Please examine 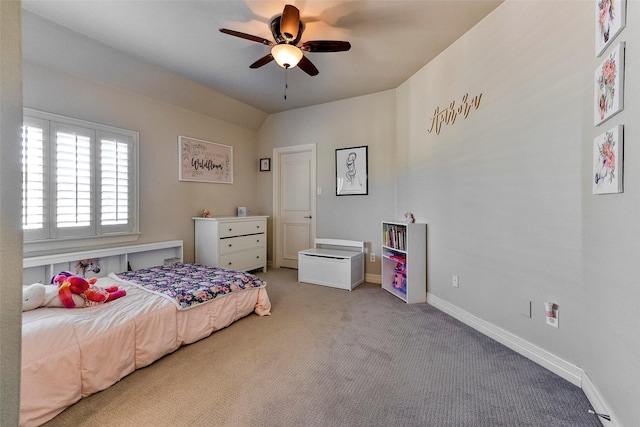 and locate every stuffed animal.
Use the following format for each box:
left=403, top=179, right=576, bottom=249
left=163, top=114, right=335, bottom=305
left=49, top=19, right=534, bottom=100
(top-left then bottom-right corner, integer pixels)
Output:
left=51, top=271, right=92, bottom=307
left=50, top=271, right=127, bottom=308
left=22, top=283, right=86, bottom=311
